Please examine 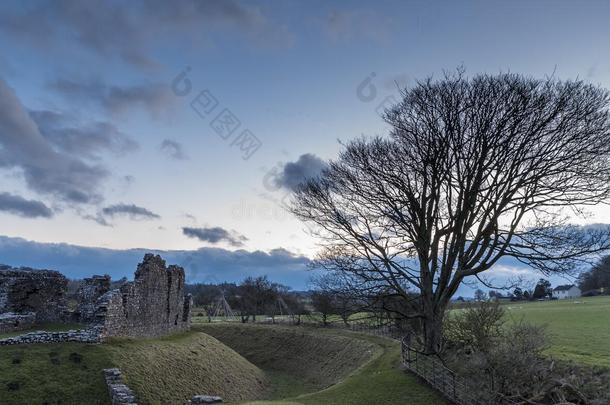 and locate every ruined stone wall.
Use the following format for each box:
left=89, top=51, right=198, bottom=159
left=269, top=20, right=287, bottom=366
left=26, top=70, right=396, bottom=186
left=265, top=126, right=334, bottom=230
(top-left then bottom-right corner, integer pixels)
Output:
left=0, top=265, right=68, bottom=322
left=76, top=275, right=111, bottom=323
left=95, top=254, right=192, bottom=339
